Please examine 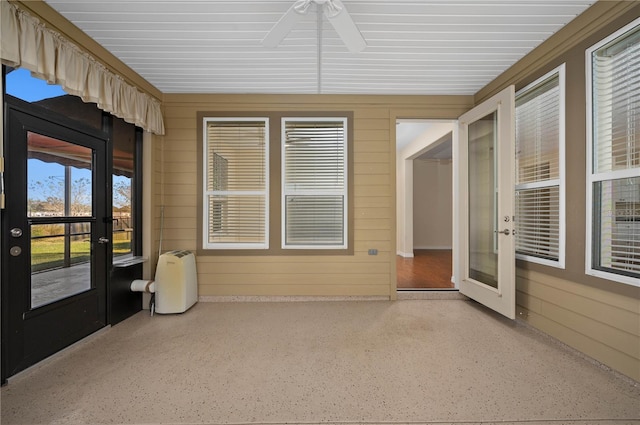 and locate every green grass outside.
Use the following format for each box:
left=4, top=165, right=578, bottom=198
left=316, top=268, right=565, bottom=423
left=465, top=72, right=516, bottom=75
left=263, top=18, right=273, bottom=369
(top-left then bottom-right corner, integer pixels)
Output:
left=31, top=238, right=131, bottom=272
